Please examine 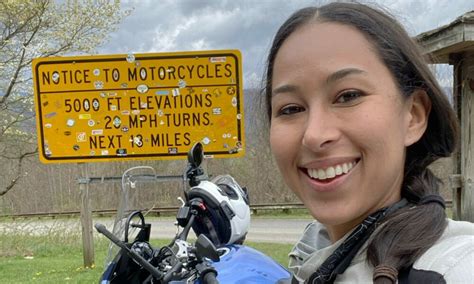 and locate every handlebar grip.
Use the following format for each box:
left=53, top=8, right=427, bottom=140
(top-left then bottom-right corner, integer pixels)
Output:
left=202, top=271, right=219, bottom=284
left=94, top=223, right=164, bottom=280
left=95, top=223, right=122, bottom=245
